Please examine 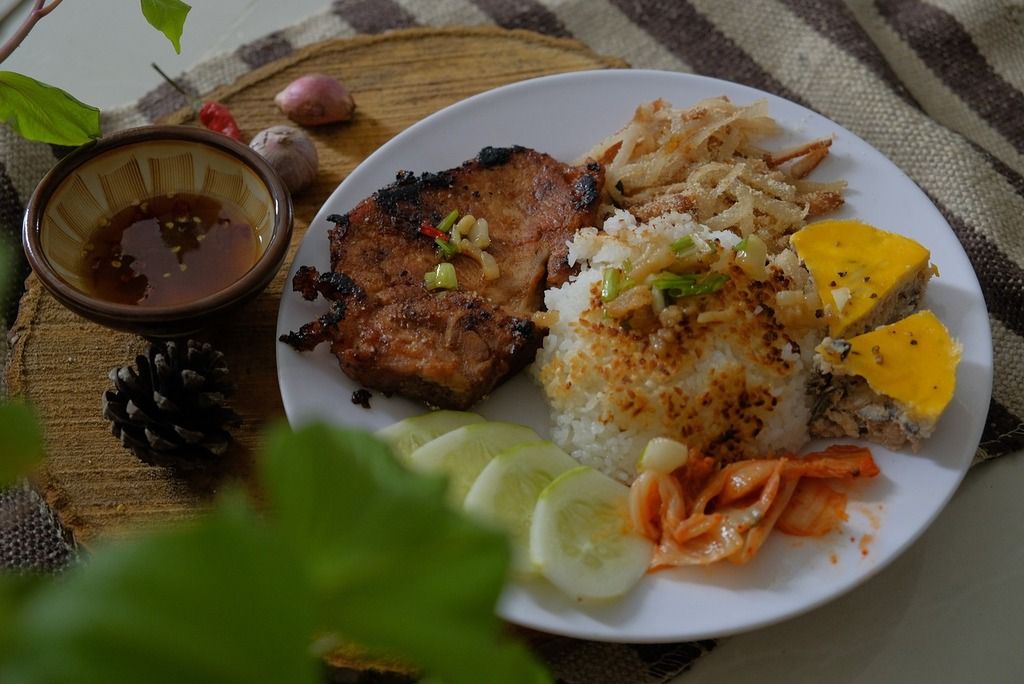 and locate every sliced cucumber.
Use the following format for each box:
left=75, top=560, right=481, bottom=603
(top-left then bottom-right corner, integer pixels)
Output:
left=376, top=410, right=485, bottom=463
left=407, top=421, right=540, bottom=505
left=530, top=466, right=653, bottom=601
left=464, top=441, right=579, bottom=575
